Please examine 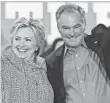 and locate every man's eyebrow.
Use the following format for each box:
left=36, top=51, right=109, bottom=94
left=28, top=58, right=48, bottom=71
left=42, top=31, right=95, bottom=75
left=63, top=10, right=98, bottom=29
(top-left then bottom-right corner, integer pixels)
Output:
left=74, top=24, right=81, bottom=27
left=62, top=26, right=70, bottom=28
